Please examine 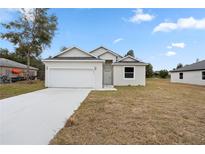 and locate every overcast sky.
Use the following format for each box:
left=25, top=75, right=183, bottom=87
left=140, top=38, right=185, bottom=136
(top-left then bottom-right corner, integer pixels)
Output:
left=0, top=8, right=205, bottom=70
